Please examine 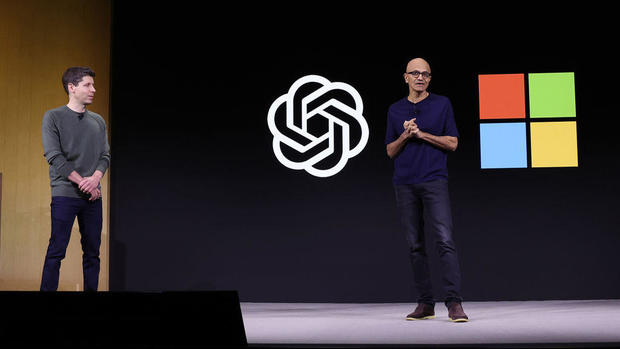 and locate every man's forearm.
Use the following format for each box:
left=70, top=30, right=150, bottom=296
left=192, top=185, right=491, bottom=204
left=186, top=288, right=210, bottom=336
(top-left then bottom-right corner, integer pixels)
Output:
left=68, top=171, right=103, bottom=184
left=387, top=126, right=457, bottom=158
left=417, top=131, right=458, bottom=152
left=92, top=170, right=103, bottom=181
left=67, top=171, right=83, bottom=185
left=386, top=134, right=409, bottom=158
